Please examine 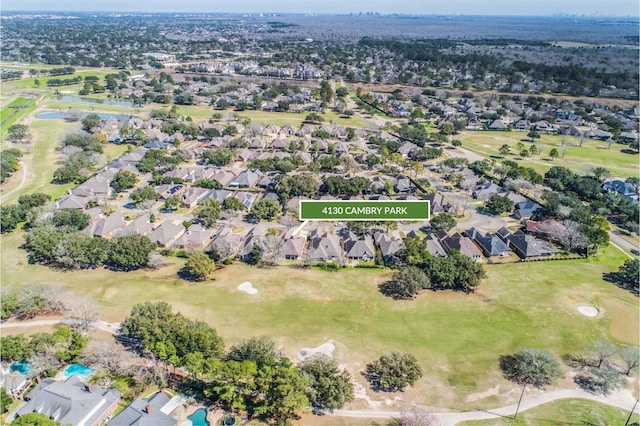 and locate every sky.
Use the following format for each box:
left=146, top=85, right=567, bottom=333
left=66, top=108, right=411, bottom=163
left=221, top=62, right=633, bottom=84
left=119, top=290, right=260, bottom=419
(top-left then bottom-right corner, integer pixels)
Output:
left=2, top=0, right=639, bottom=16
